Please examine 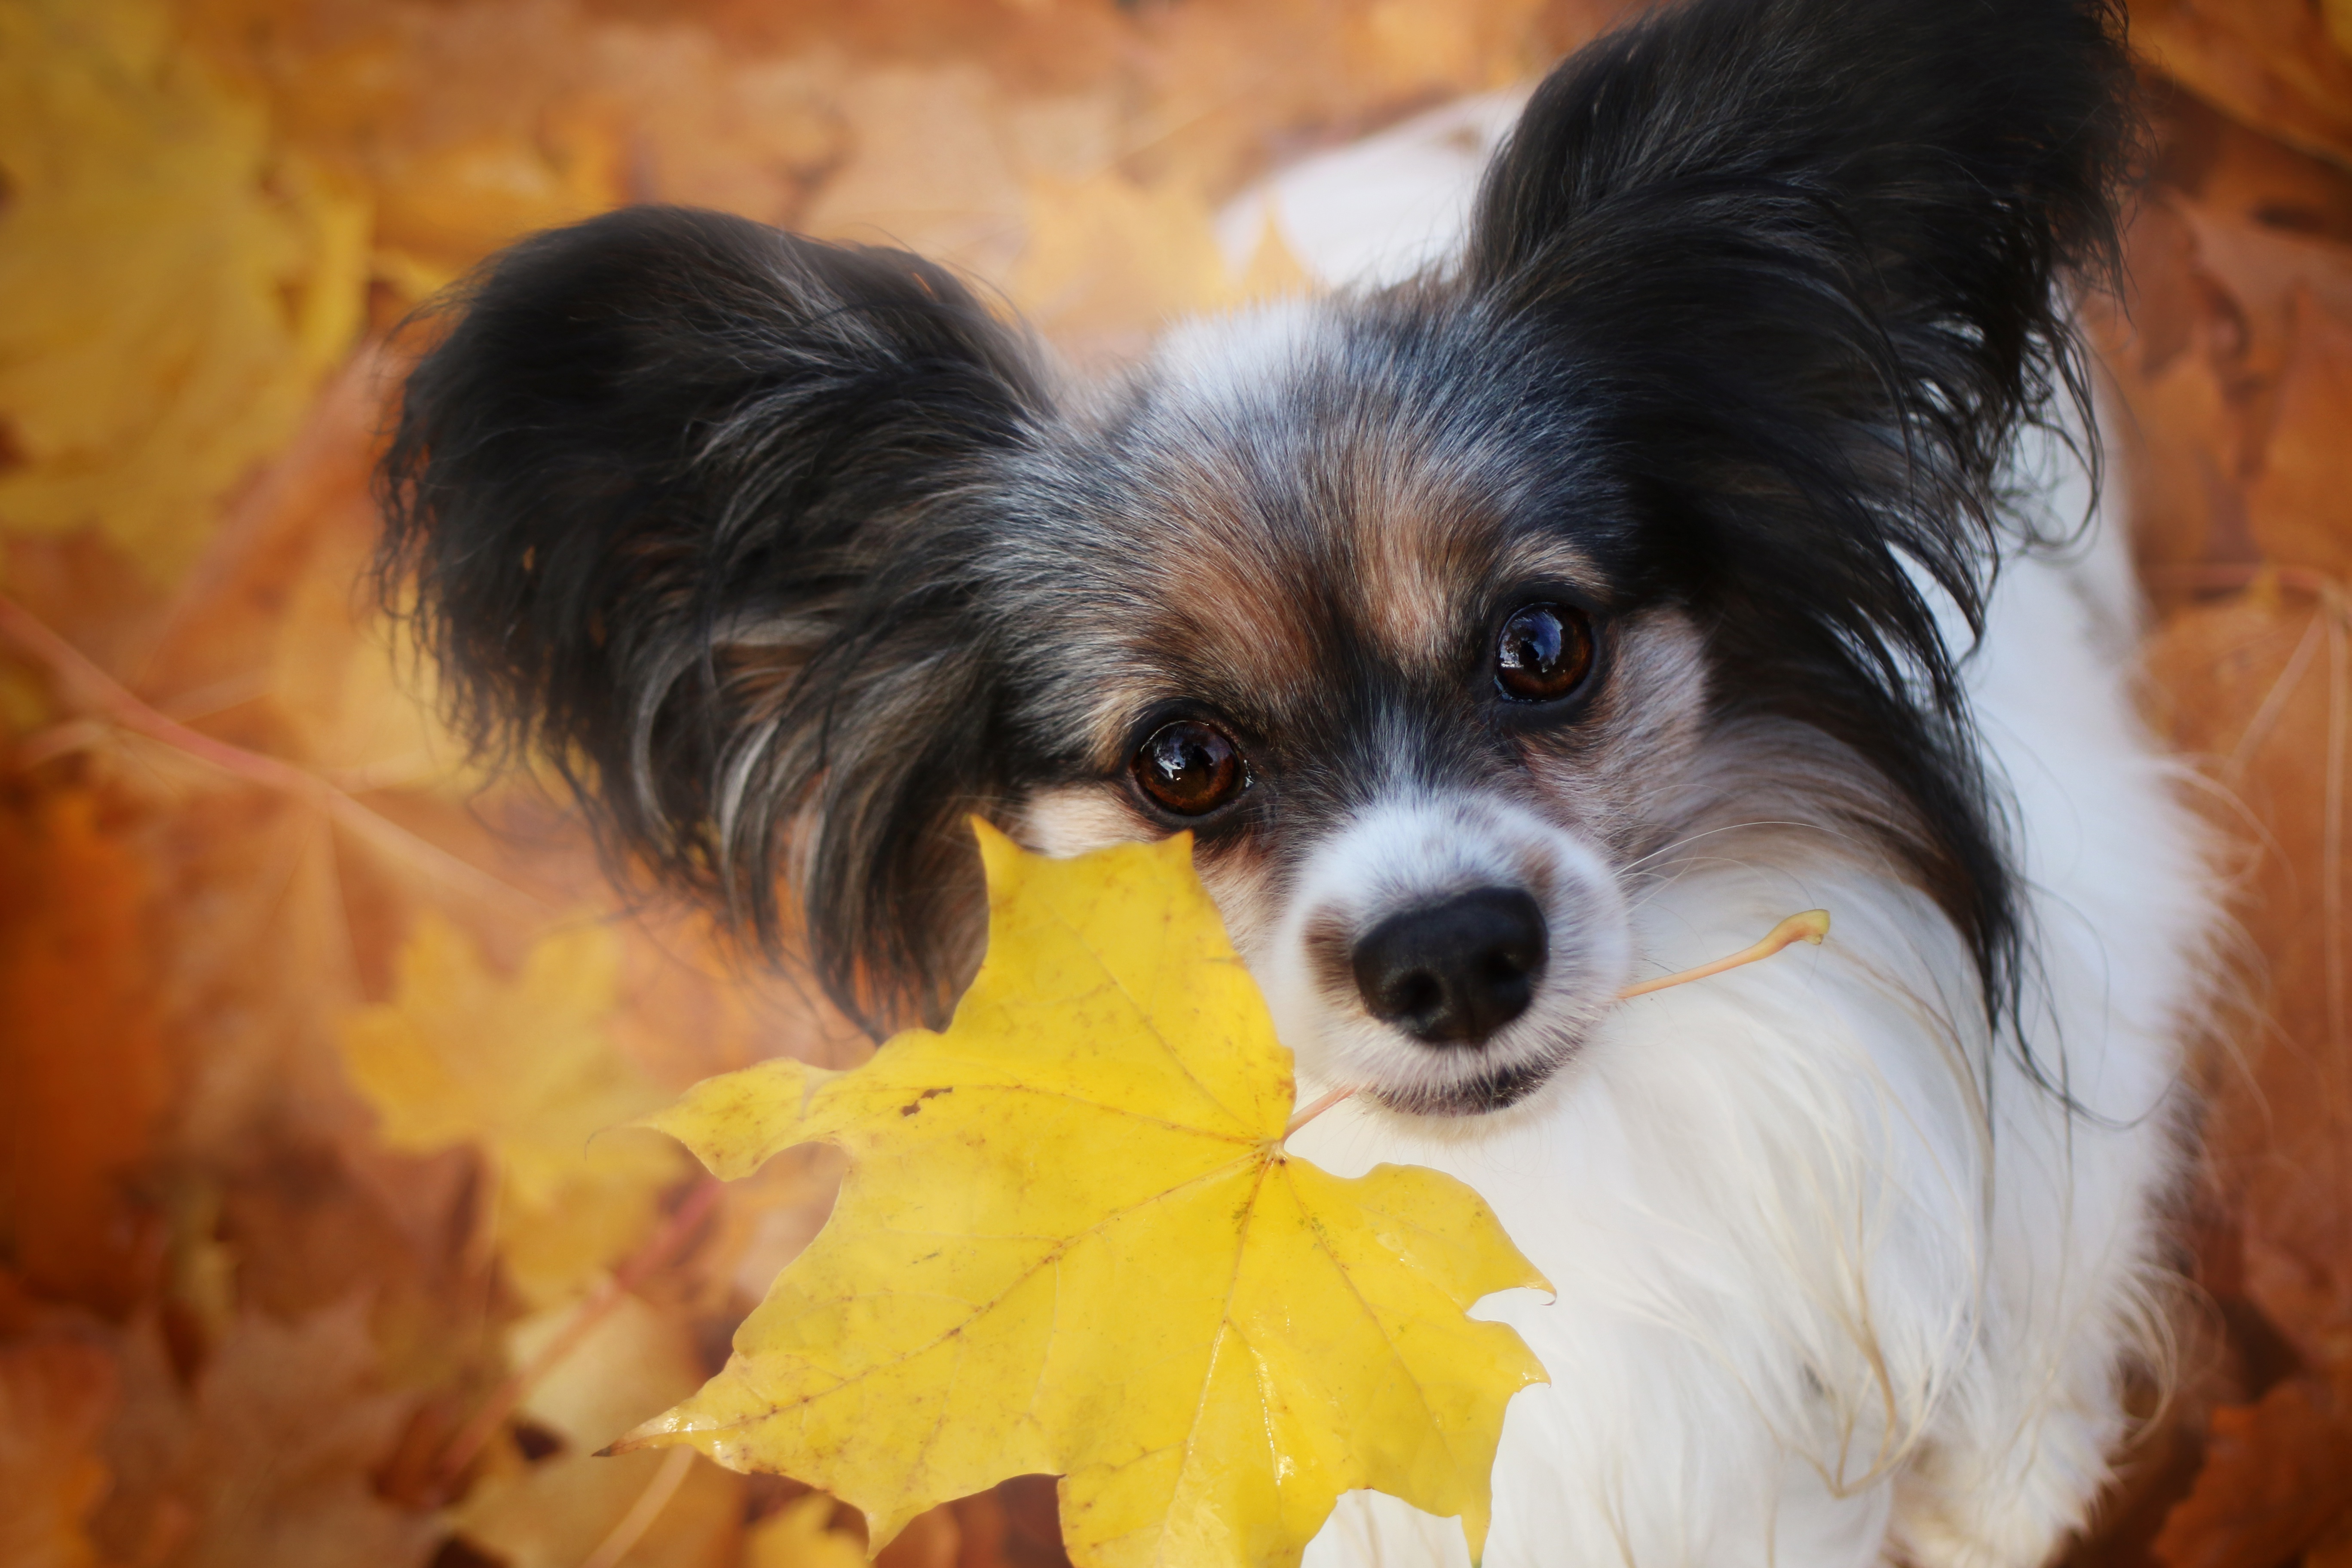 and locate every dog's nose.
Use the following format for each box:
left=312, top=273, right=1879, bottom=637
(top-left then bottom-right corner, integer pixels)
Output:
left=1351, top=888, right=1547, bottom=1045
